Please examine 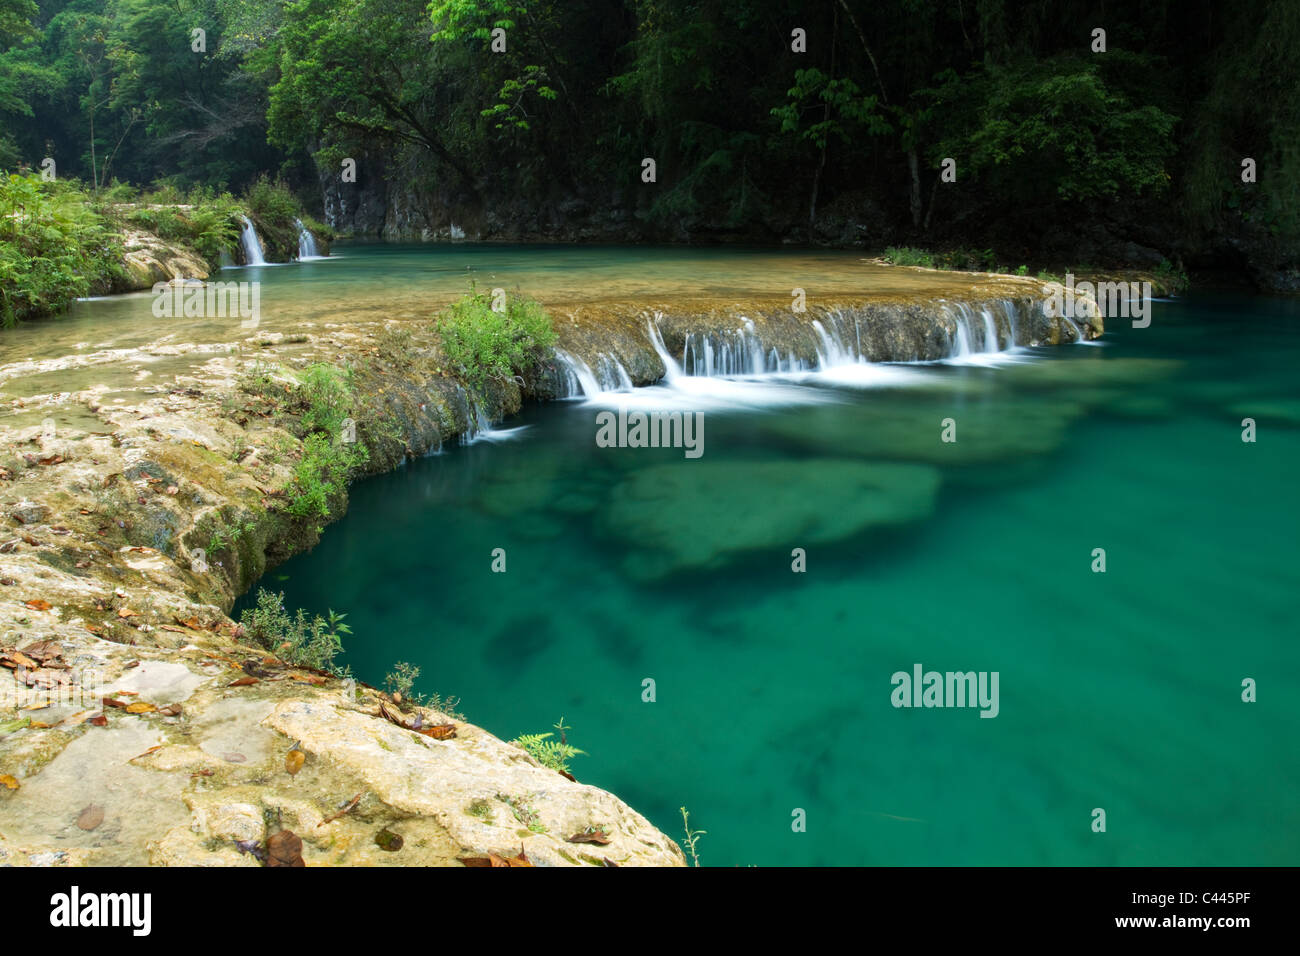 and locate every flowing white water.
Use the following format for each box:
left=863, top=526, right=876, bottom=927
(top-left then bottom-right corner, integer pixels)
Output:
left=457, top=386, right=531, bottom=444
left=239, top=217, right=266, bottom=266
left=295, top=219, right=322, bottom=260
left=553, top=298, right=1063, bottom=408
left=553, top=349, right=634, bottom=397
